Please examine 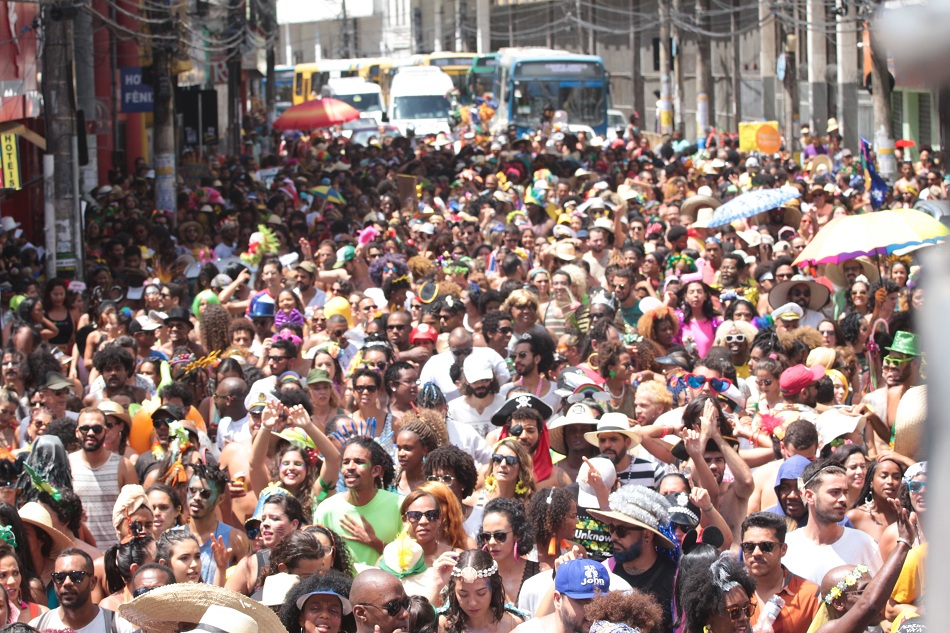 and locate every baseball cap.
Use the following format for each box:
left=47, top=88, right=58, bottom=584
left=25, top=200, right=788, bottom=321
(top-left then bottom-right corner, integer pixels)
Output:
left=554, top=559, right=610, bottom=600
left=410, top=323, right=438, bottom=344
left=780, top=364, right=825, bottom=396
left=134, top=315, right=162, bottom=332
left=297, top=261, right=318, bottom=276
left=332, top=245, right=356, bottom=269
left=305, top=368, right=333, bottom=385
left=463, top=355, right=494, bottom=383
